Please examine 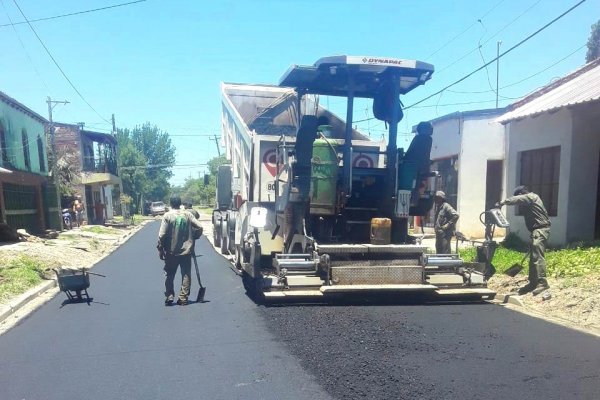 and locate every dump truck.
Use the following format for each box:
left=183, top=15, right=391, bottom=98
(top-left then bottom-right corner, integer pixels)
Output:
left=214, top=55, right=499, bottom=301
